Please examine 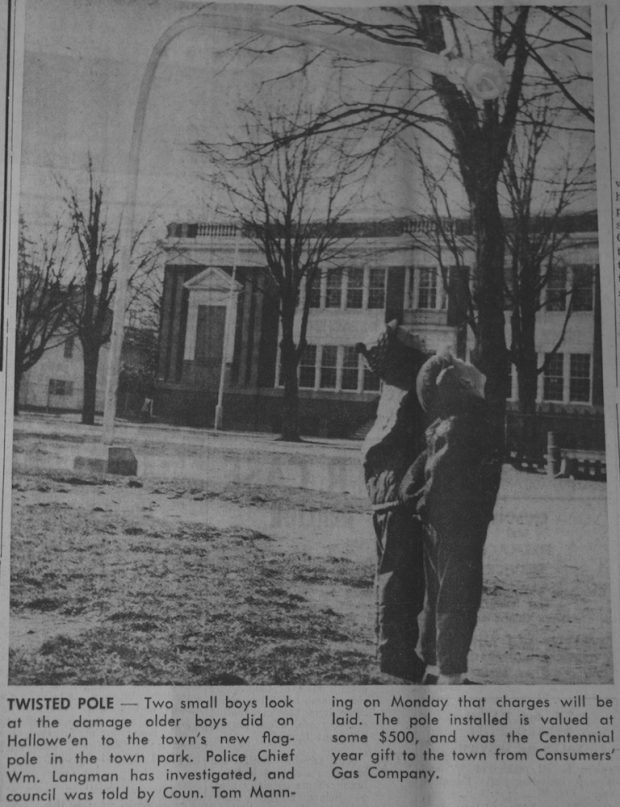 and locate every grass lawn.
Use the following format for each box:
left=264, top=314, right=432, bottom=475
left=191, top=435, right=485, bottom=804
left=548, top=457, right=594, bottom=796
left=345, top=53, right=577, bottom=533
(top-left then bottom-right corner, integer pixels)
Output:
left=9, top=464, right=613, bottom=685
